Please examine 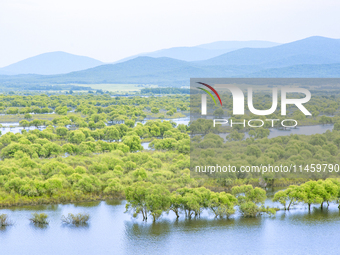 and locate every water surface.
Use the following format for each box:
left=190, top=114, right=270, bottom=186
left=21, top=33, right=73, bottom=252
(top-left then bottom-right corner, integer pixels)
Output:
left=0, top=196, right=339, bottom=255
